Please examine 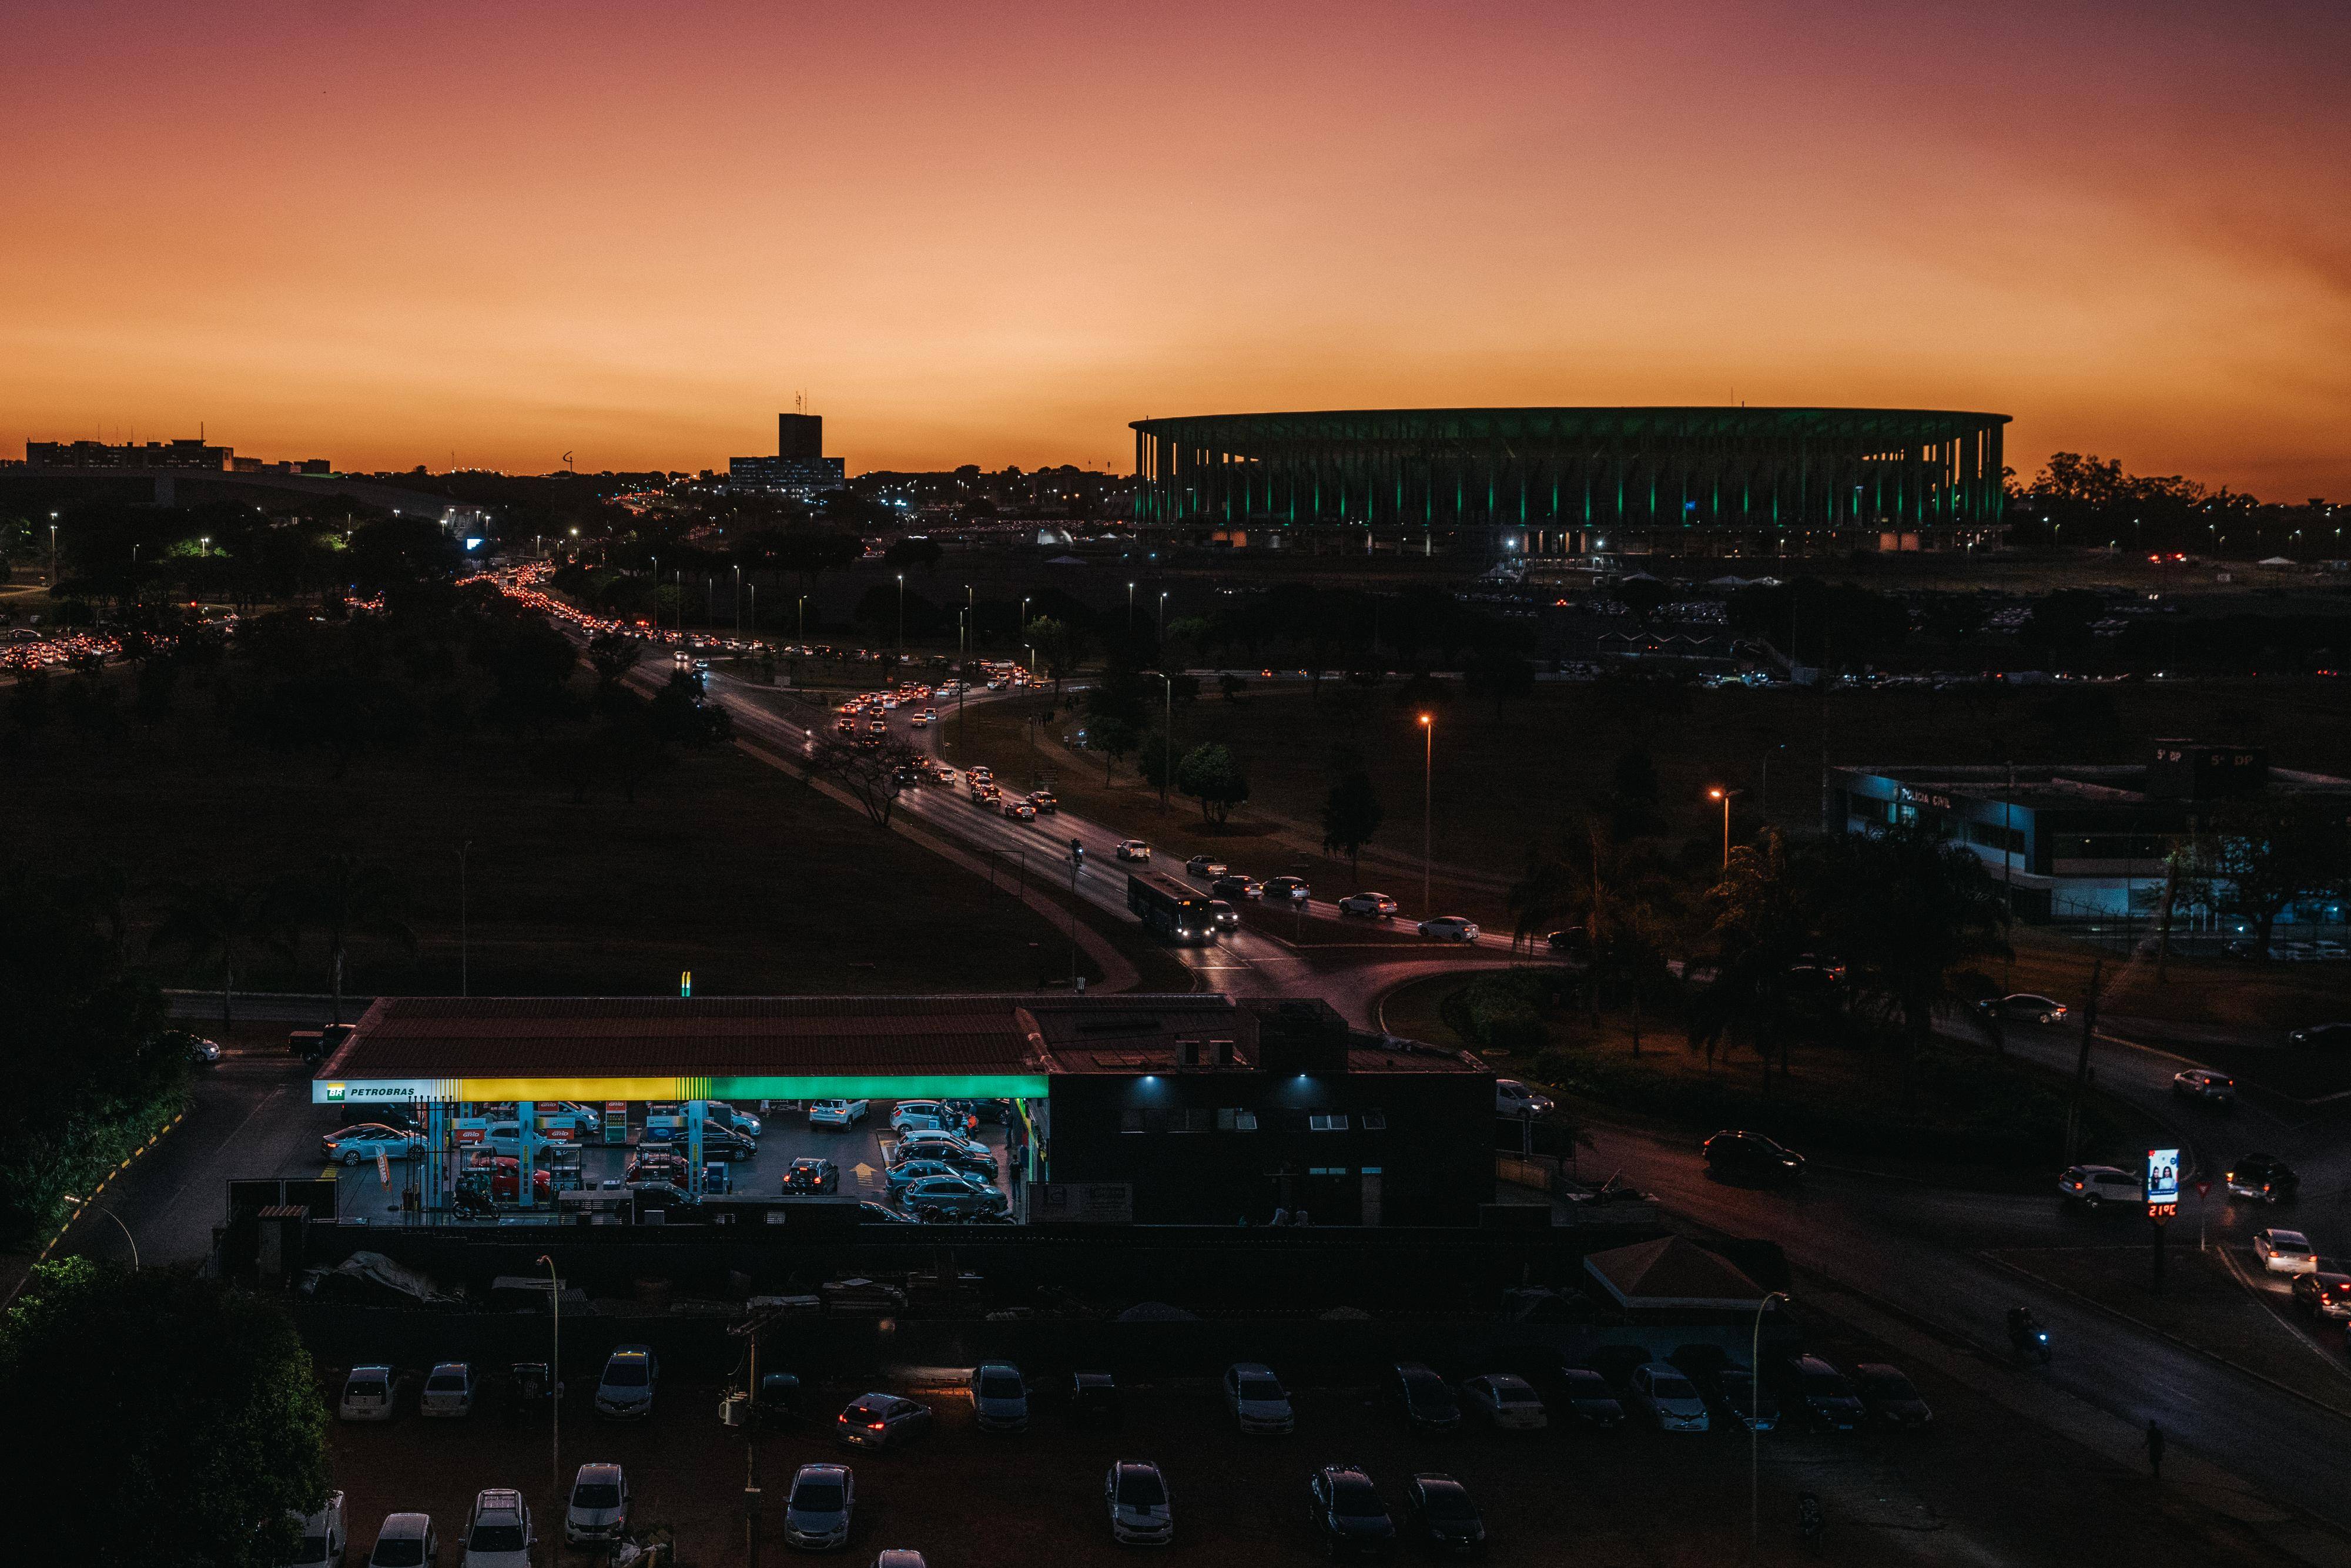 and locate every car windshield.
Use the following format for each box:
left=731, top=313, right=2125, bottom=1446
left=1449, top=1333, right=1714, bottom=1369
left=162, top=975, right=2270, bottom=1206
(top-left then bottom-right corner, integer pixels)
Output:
left=1117, top=1471, right=1167, bottom=1507
left=1419, top=1489, right=1475, bottom=1522
left=979, top=1375, right=1023, bottom=1400
left=1239, top=1374, right=1285, bottom=1399
left=467, top=1525, right=525, bottom=1553
left=1650, top=1375, right=1697, bottom=1400
left=792, top=1482, right=845, bottom=1512
left=1331, top=1479, right=1384, bottom=1519
left=291, top=1535, right=331, bottom=1564
left=604, top=1360, right=649, bottom=1388
left=574, top=1484, right=621, bottom=1510
left=371, top=1538, right=425, bottom=1566
left=1861, top=1373, right=1919, bottom=1400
